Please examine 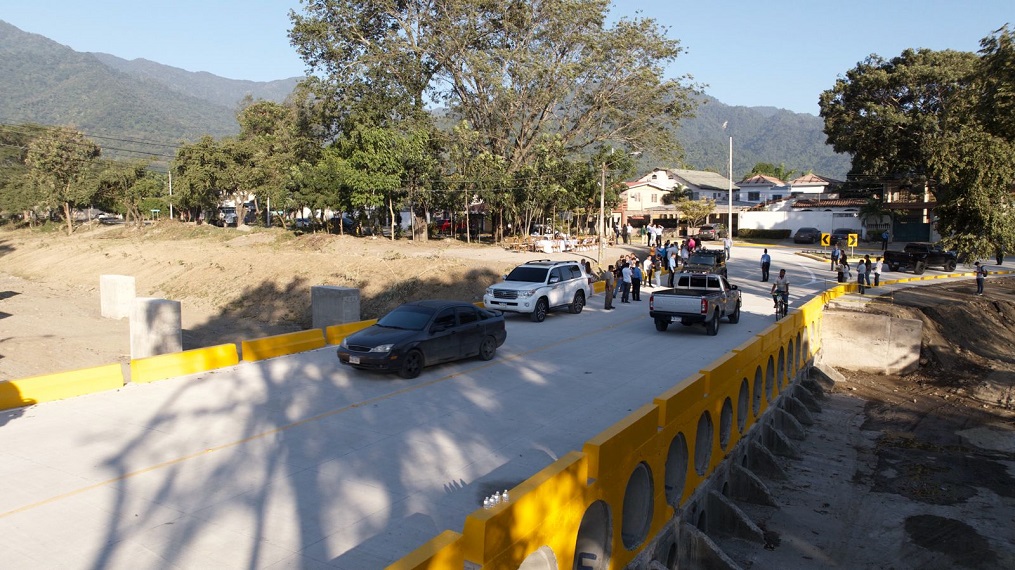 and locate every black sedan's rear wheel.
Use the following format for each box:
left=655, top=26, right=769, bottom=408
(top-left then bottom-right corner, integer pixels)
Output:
left=913, top=261, right=927, bottom=275
left=479, top=336, right=497, bottom=361
left=398, top=350, right=424, bottom=379
left=945, top=260, right=956, bottom=272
